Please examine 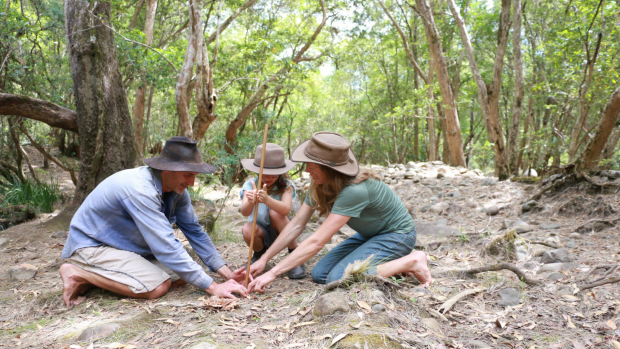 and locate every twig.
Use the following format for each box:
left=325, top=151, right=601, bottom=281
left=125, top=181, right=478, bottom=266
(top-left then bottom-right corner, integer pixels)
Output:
left=437, top=288, right=485, bottom=314
left=578, top=276, right=620, bottom=292
left=524, top=240, right=561, bottom=249
left=426, top=307, right=449, bottom=322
